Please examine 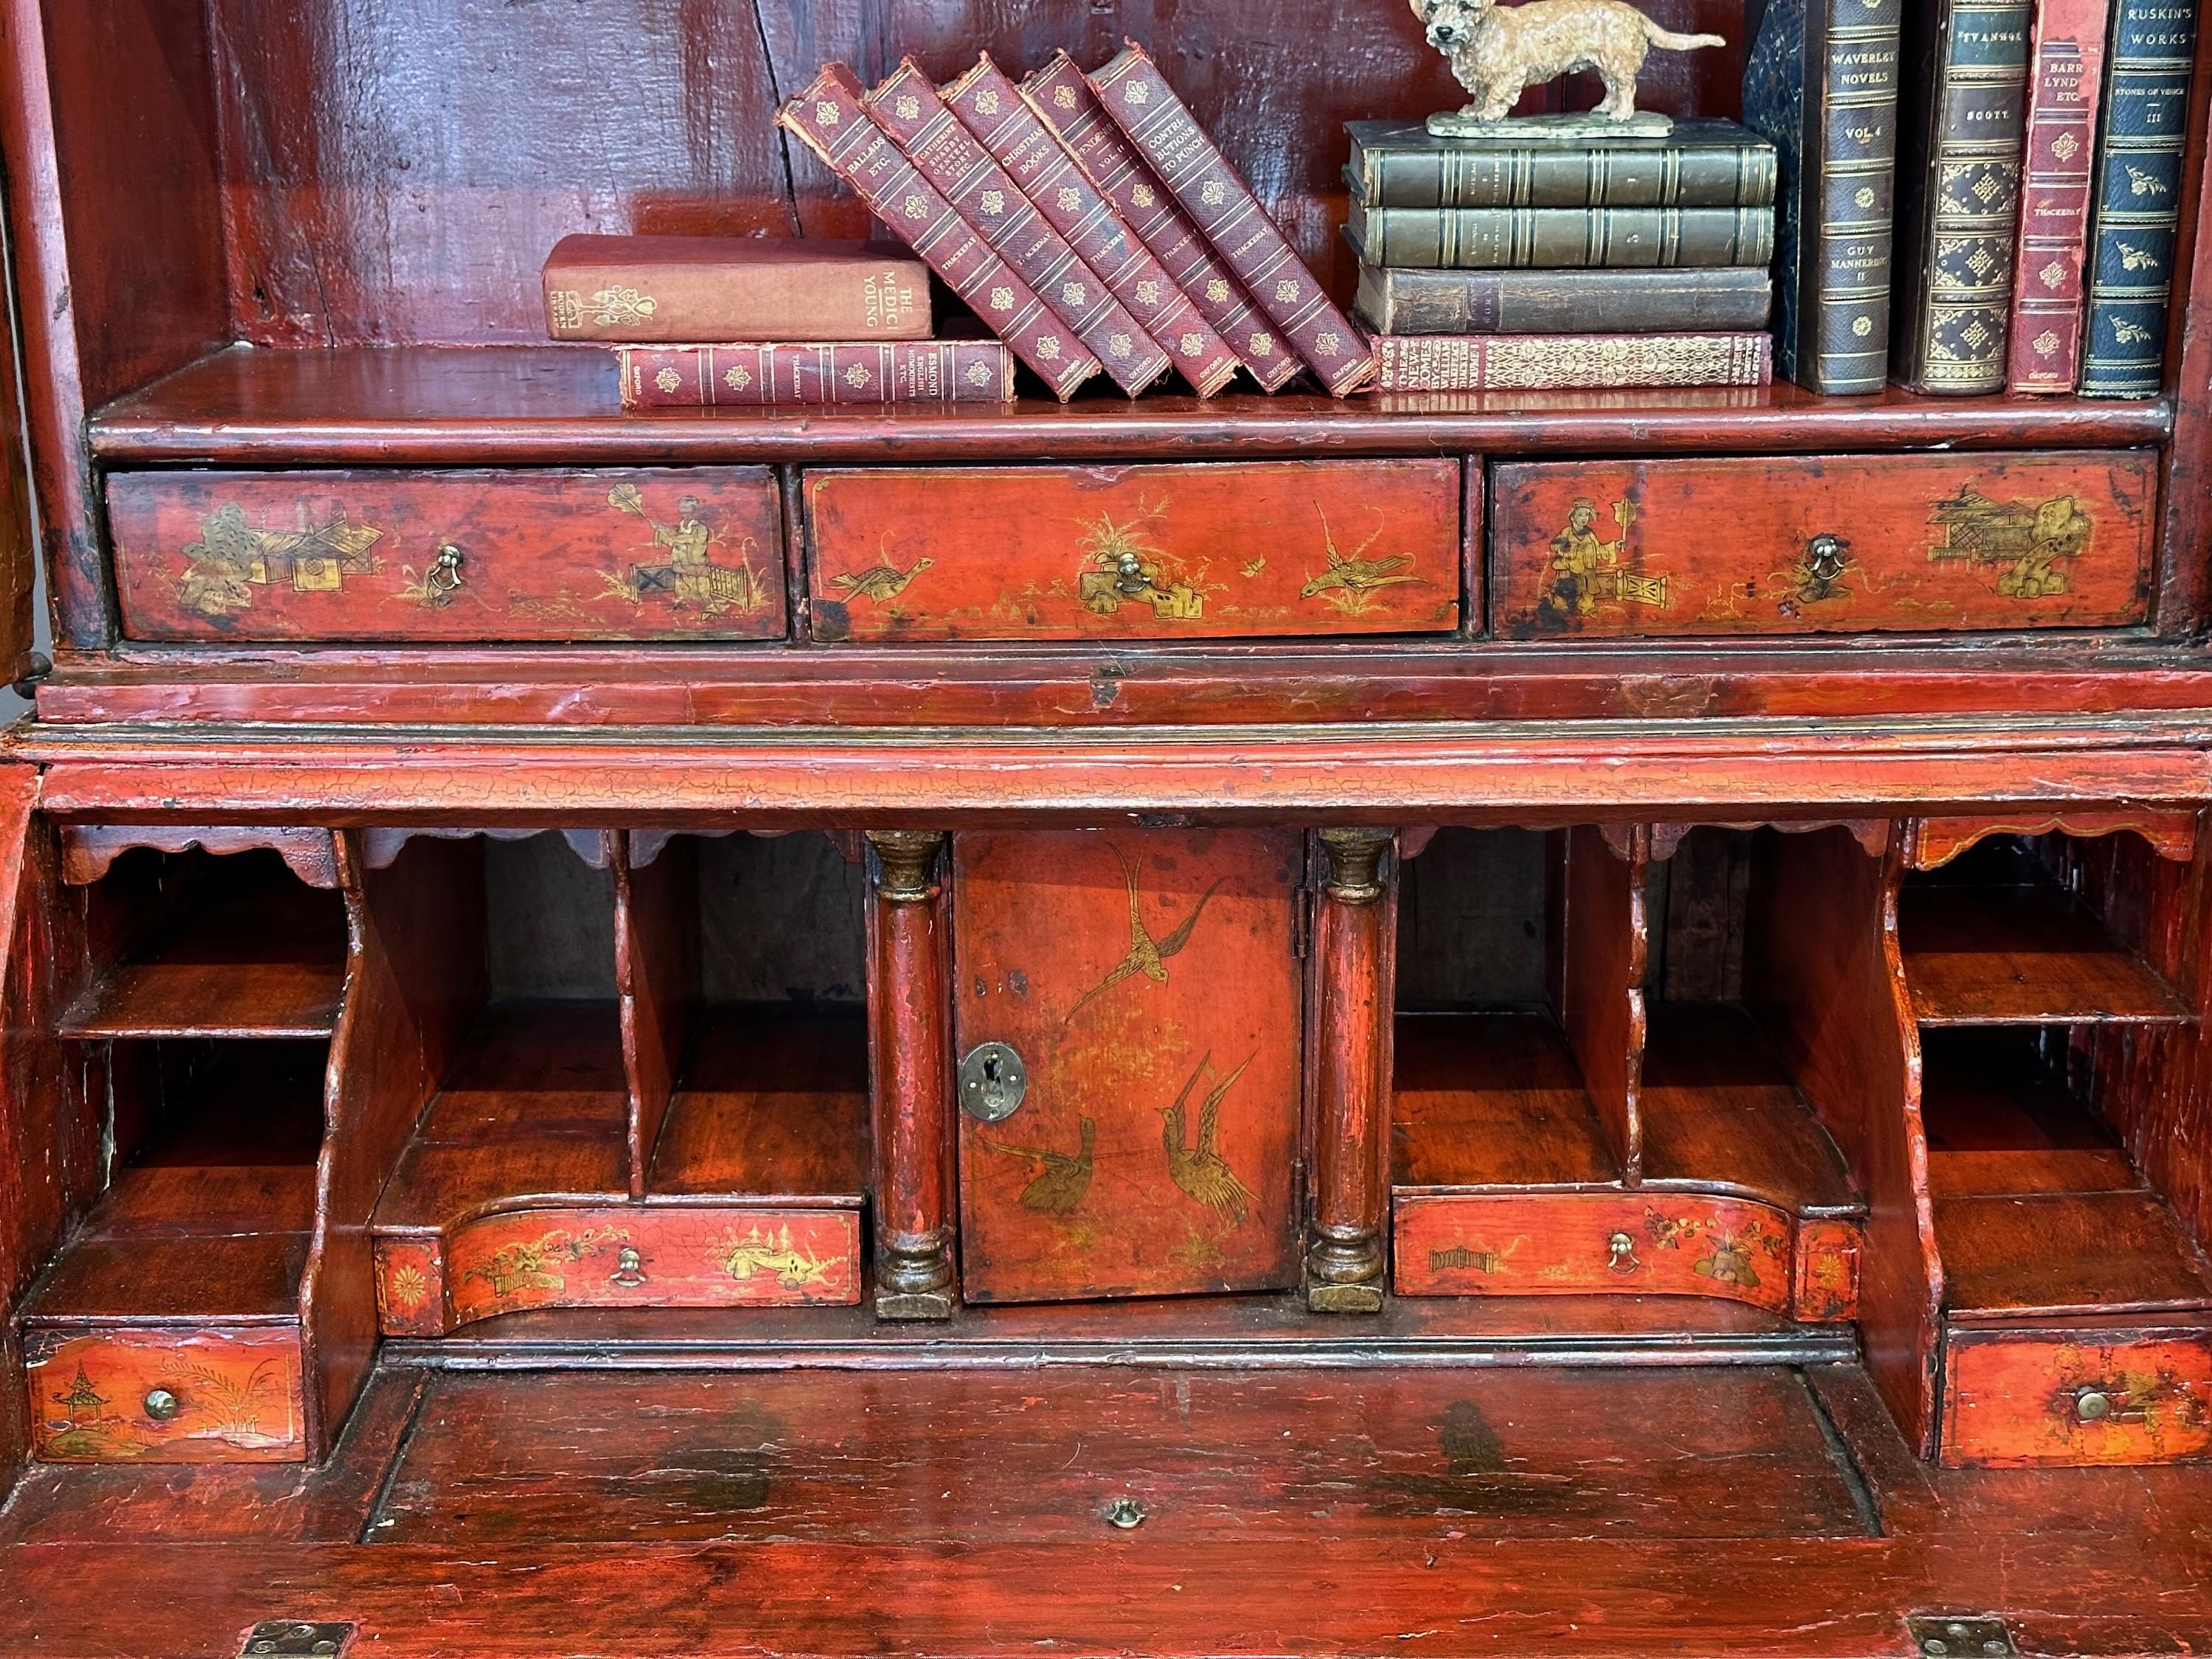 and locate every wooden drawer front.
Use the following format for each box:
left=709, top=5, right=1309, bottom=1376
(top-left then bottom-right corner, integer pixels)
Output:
left=24, top=1326, right=305, bottom=1463
left=375, top=1205, right=861, bottom=1336
left=1394, top=1192, right=1859, bottom=1320
left=108, top=468, right=786, bottom=641
left=1492, top=451, right=2156, bottom=637
left=806, top=462, right=1463, bottom=640
left=1942, top=1325, right=2212, bottom=1467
